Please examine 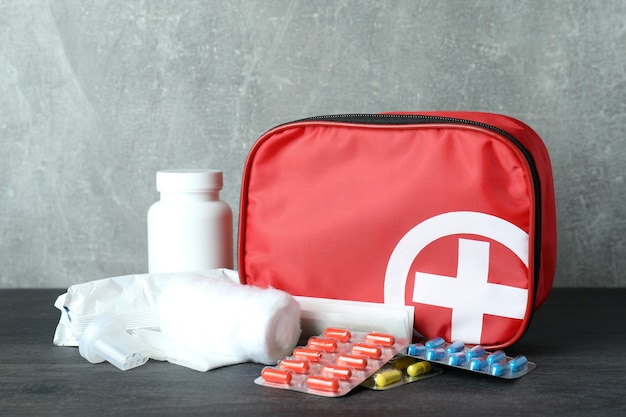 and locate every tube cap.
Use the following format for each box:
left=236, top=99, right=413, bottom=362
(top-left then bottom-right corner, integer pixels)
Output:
left=79, top=313, right=150, bottom=371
